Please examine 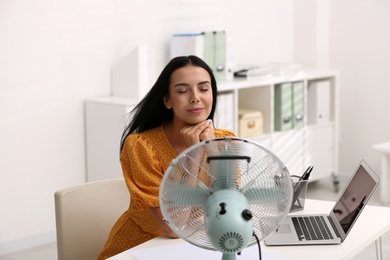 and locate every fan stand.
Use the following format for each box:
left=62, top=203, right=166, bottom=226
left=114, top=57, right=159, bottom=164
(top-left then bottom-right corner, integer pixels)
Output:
left=222, top=253, right=237, bottom=260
